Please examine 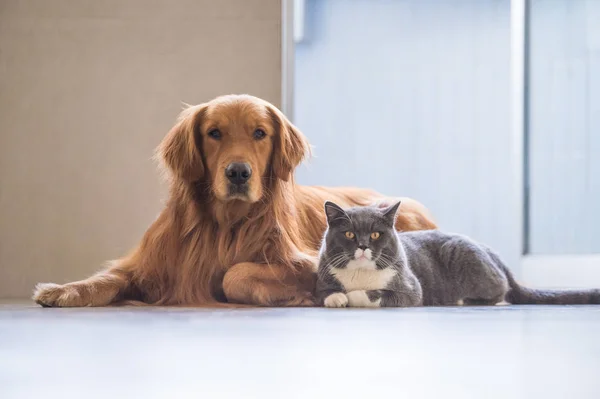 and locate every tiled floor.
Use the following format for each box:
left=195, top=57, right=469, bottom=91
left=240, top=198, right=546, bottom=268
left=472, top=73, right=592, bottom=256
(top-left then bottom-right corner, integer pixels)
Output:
left=1, top=303, right=599, bottom=399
